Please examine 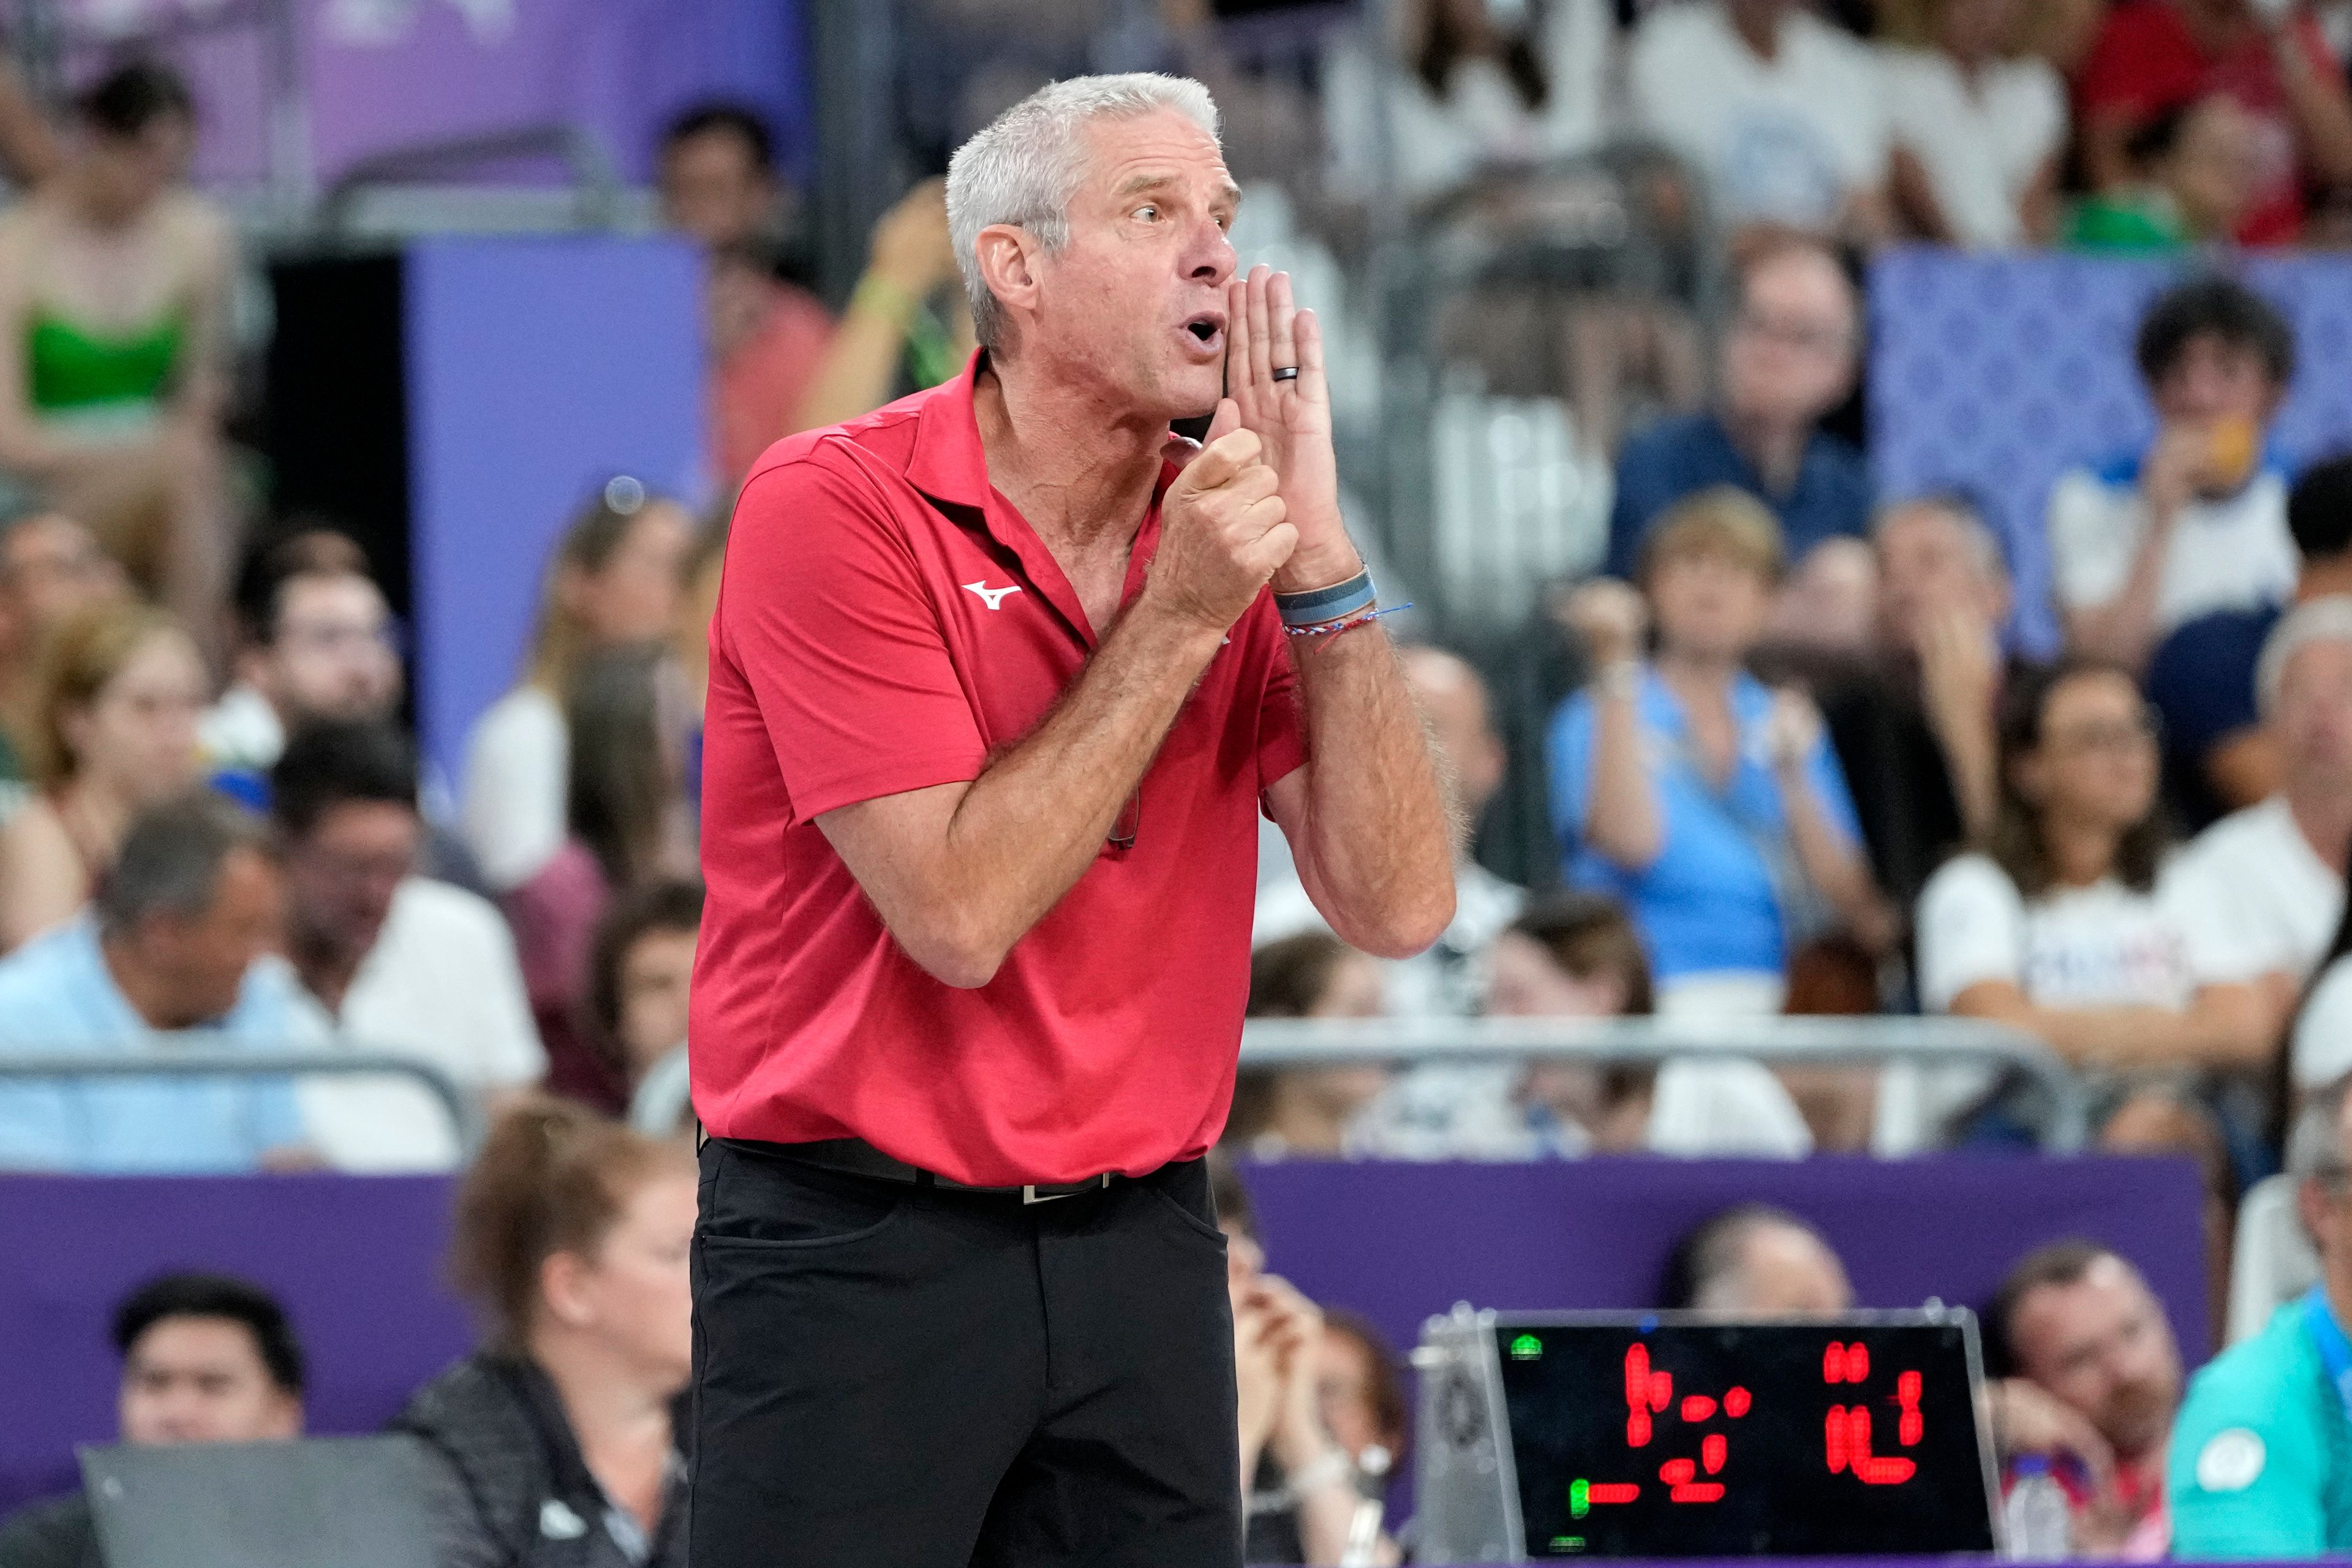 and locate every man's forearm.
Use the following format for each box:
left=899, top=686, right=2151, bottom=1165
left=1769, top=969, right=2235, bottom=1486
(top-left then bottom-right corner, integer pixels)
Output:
left=932, top=604, right=1225, bottom=971
left=1289, top=627, right=1455, bottom=957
